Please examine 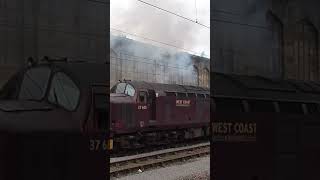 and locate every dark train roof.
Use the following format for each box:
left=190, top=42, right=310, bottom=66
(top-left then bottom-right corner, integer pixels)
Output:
left=125, top=81, right=209, bottom=94
left=40, top=61, right=108, bottom=88
left=213, top=72, right=320, bottom=103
